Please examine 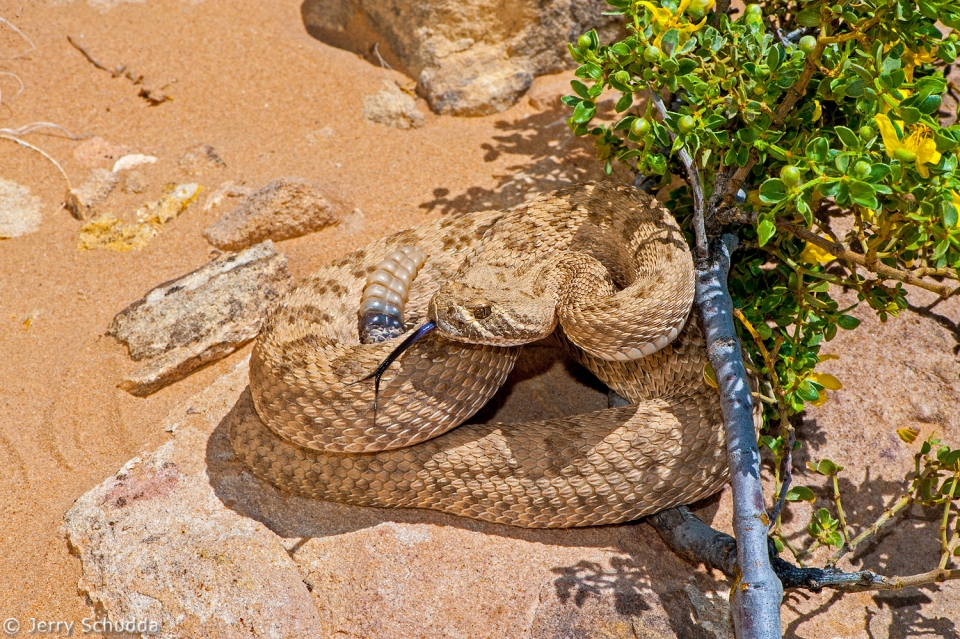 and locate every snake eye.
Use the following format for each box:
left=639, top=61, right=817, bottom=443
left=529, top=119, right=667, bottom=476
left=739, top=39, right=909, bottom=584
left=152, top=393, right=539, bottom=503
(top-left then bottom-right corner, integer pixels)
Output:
left=467, top=304, right=492, bottom=320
